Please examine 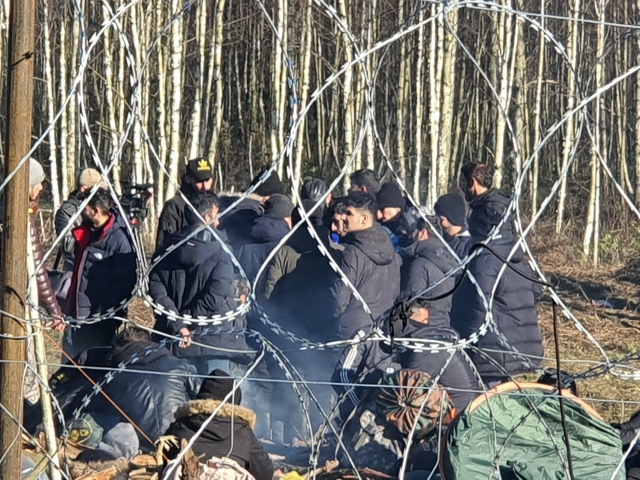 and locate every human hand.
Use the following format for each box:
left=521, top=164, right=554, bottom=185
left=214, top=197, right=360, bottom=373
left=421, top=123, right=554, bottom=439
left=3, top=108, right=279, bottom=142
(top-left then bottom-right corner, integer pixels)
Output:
left=178, top=327, right=192, bottom=348
left=51, top=317, right=66, bottom=332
